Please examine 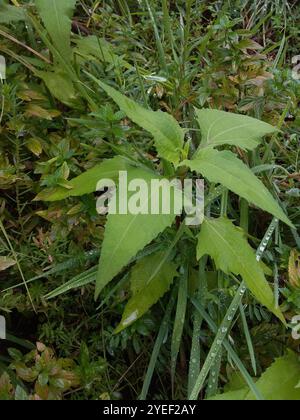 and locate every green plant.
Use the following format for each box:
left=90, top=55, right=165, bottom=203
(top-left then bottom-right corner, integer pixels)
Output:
left=0, top=0, right=299, bottom=401
left=38, top=78, right=294, bottom=399
left=3, top=343, right=80, bottom=400
left=210, top=351, right=300, bottom=400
